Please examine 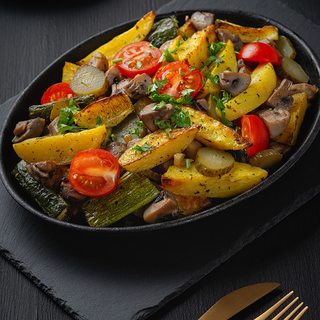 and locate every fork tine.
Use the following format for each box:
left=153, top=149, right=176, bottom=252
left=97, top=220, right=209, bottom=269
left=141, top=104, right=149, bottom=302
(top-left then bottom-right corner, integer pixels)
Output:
left=254, top=291, right=294, bottom=320
left=272, top=297, right=299, bottom=320
left=291, top=306, right=308, bottom=320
